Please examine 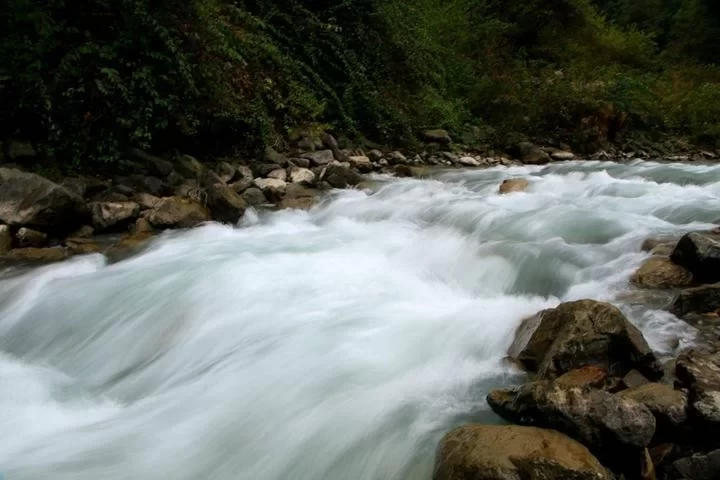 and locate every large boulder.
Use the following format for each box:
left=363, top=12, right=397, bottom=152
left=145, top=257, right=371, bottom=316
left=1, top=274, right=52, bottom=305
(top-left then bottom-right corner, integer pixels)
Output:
left=132, top=193, right=161, bottom=210
left=253, top=178, right=286, bottom=202
left=278, top=184, right=319, bottom=210
left=630, top=256, right=694, bottom=289
left=147, top=196, right=210, bottom=229
left=242, top=187, right=267, bottom=206
left=0, top=225, right=11, bottom=254
left=347, top=155, right=373, bottom=173
left=671, top=232, right=720, bottom=284
left=433, top=424, right=610, bottom=480
left=89, top=202, right=140, bottom=231
left=670, top=284, right=720, bottom=317
left=321, top=164, right=363, bottom=189
left=215, top=161, right=238, bottom=183
left=288, top=166, right=316, bottom=185
left=0, top=168, right=87, bottom=232
left=421, top=129, right=452, bottom=145
left=206, top=183, right=247, bottom=224
left=487, top=381, right=657, bottom=452
left=264, top=147, right=290, bottom=167
left=301, top=150, right=335, bottom=166
left=675, top=349, right=720, bottom=430
left=174, top=154, right=206, bottom=179
left=509, top=300, right=662, bottom=380
left=518, top=142, right=551, bottom=165
left=499, top=178, right=529, bottom=194
left=618, top=383, right=688, bottom=441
